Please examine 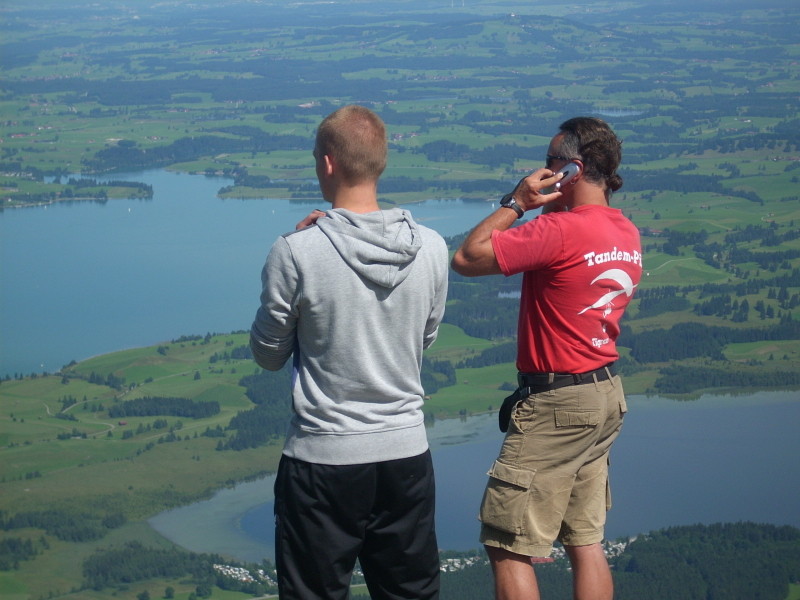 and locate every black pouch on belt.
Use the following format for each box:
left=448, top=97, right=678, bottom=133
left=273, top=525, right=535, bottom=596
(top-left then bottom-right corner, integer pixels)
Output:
left=498, top=389, right=523, bottom=433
